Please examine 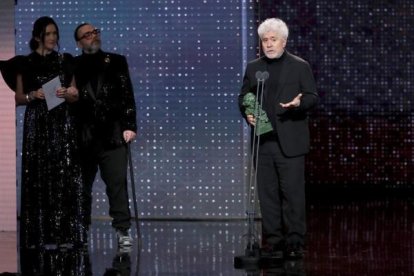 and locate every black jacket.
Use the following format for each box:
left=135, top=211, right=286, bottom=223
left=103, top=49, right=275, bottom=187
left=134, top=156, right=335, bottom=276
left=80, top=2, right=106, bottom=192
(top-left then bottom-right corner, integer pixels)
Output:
left=239, top=51, right=319, bottom=157
left=74, top=50, right=137, bottom=149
